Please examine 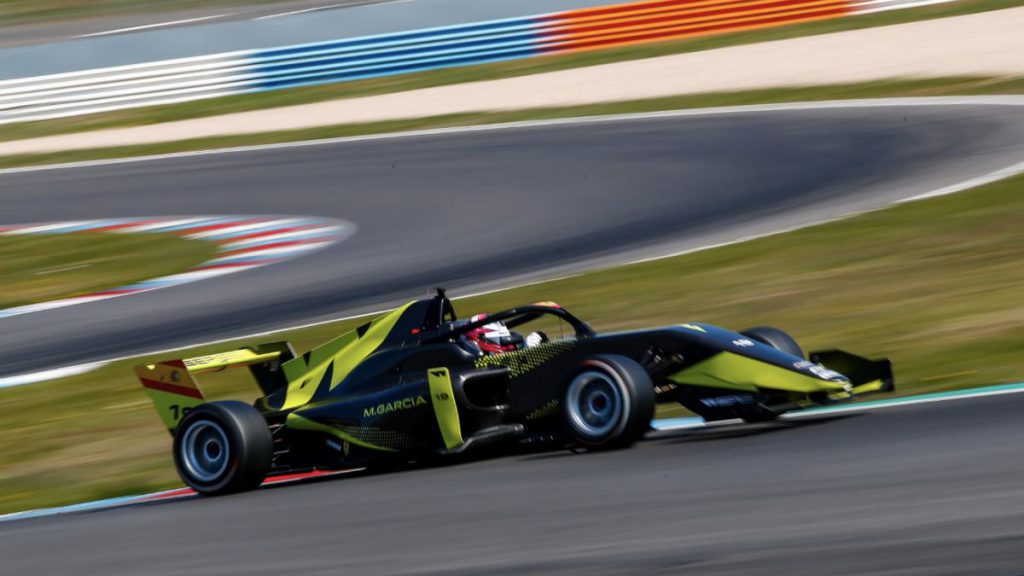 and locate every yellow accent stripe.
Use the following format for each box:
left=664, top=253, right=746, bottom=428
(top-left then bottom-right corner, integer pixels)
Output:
left=279, top=364, right=328, bottom=410
left=326, top=303, right=411, bottom=391
left=183, top=348, right=283, bottom=373
left=279, top=302, right=413, bottom=409
left=286, top=413, right=398, bottom=453
left=427, top=367, right=463, bottom=450
left=851, top=379, right=885, bottom=395
left=669, top=352, right=850, bottom=394
left=142, top=388, right=204, bottom=431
